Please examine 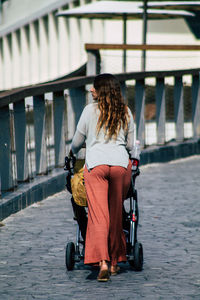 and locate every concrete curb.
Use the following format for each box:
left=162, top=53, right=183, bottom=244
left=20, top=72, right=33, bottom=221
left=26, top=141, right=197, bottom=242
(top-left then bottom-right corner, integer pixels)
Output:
left=140, top=138, right=200, bottom=165
left=0, top=138, right=200, bottom=222
left=0, top=169, right=67, bottom=222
